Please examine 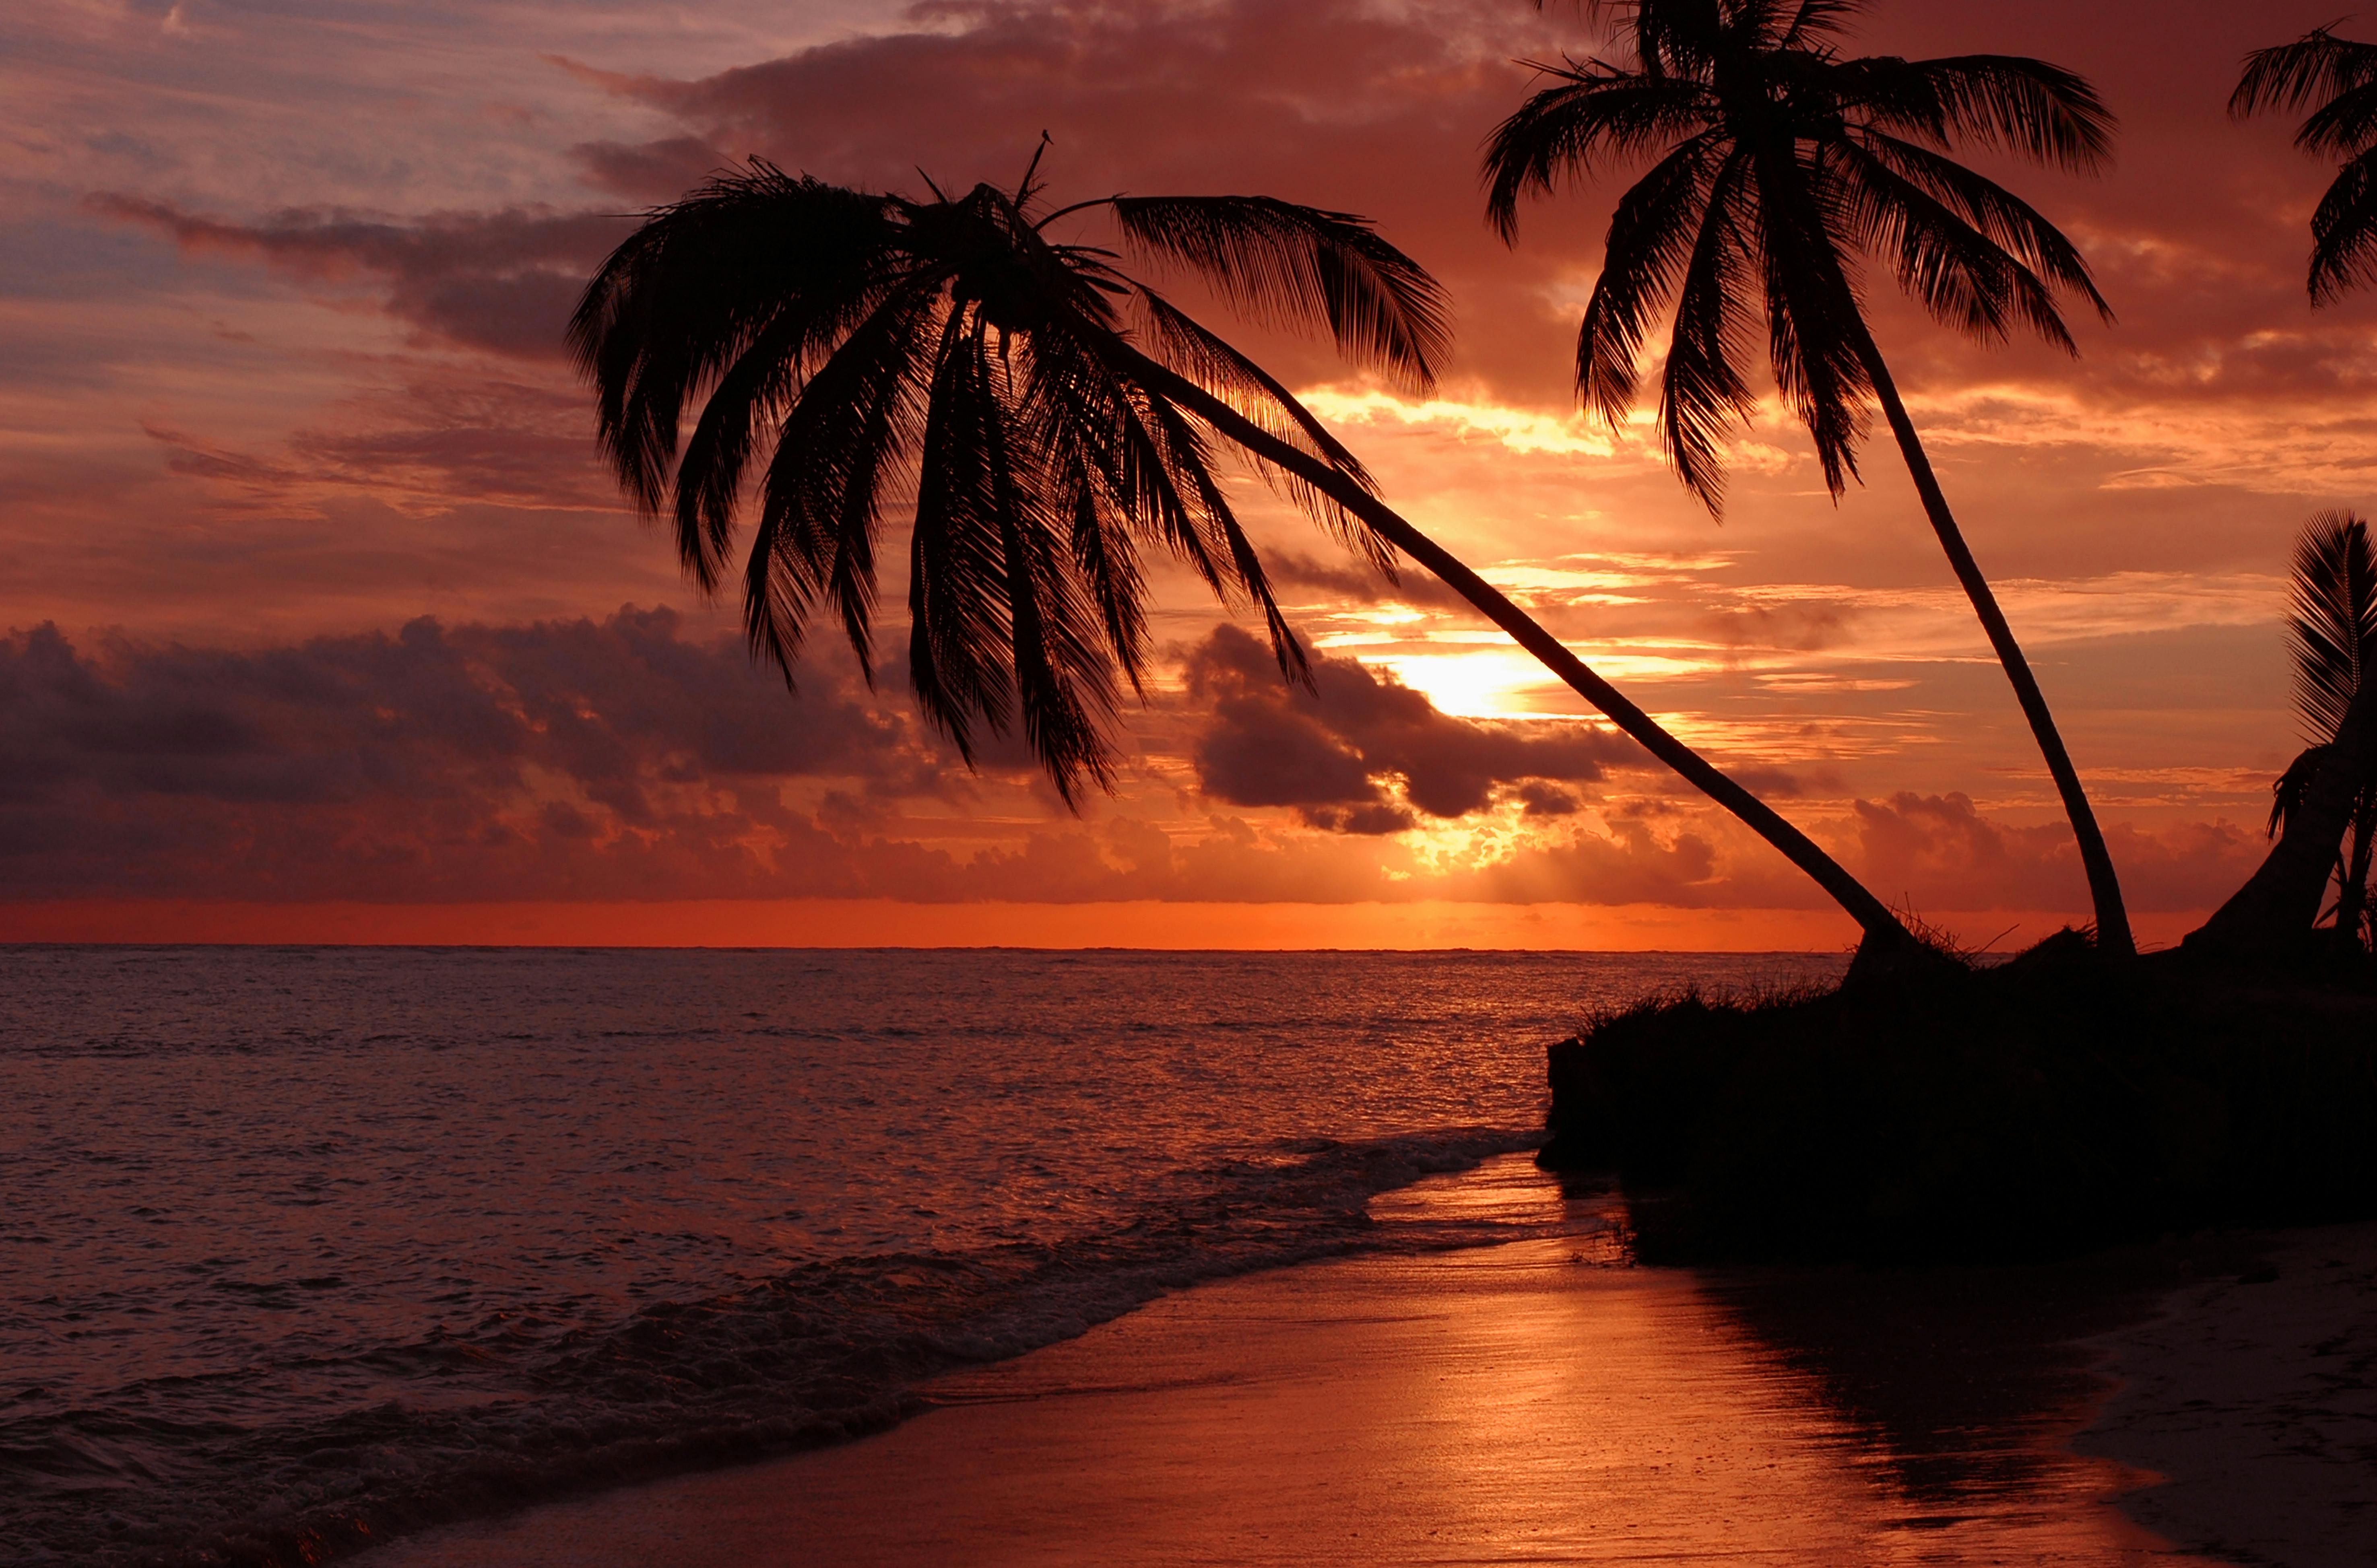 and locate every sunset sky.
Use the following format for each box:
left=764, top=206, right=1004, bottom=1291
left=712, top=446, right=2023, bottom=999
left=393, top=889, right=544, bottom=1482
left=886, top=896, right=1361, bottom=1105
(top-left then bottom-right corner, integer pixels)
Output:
left=5, top=0, right=2373, bottom=950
